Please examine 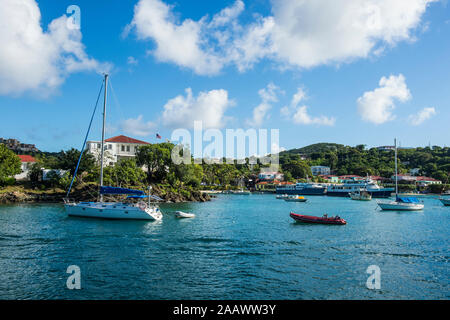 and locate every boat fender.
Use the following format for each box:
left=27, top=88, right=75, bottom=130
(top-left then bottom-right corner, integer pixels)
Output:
left=138, top=202, right=148, bottom=211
